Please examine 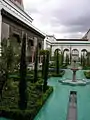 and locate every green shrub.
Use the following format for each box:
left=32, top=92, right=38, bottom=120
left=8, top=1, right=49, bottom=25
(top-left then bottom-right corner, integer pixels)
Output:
left=84, top=71, right=90, bottom=79
left=49, top=70, right=65, bottom=77
left=61, top=64, right=67, bottom=68
left=43, top=87, right=53, bottom=103
left=0, top=85, right=53, bottom=120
